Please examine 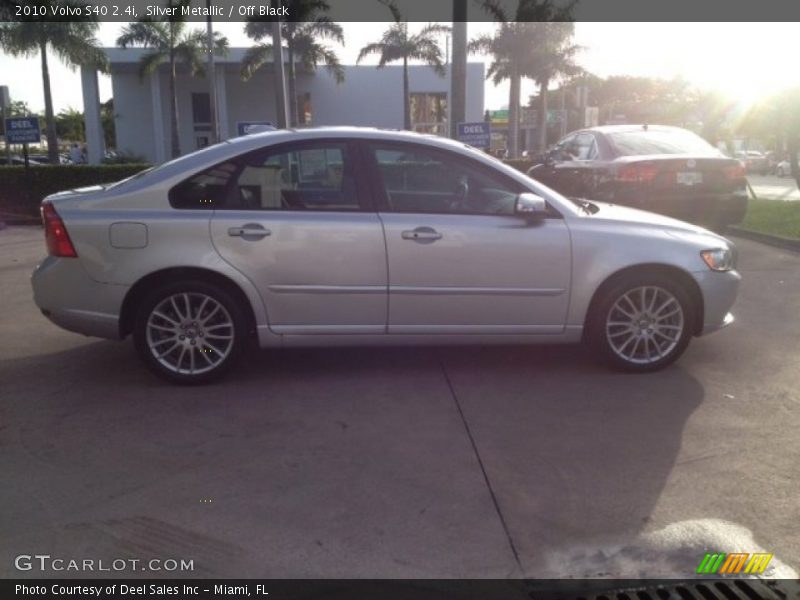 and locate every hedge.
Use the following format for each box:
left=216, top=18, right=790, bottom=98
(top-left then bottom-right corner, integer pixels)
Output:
left=0, top=164, right=150, bottom=220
